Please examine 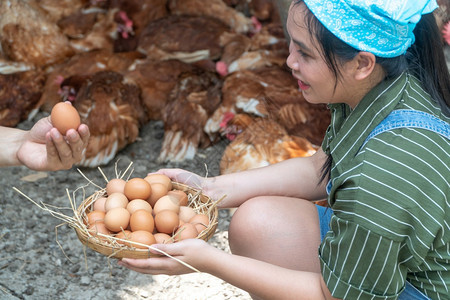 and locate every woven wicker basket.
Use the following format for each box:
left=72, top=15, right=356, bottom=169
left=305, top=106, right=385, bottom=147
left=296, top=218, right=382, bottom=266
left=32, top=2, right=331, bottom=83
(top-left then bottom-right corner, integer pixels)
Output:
left=74, top=182, right=218, bottom=259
